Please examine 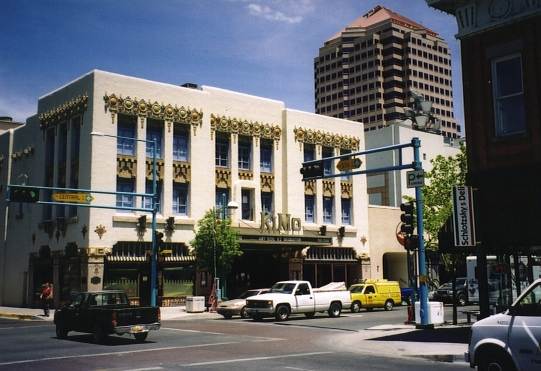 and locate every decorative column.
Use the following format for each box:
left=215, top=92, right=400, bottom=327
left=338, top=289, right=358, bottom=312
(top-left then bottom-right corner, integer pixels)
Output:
left=162, top=121, right=174, bottom=217
left=136, top=117, right=147, bottom=210
left=252, top=136, right=262, bottom=224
